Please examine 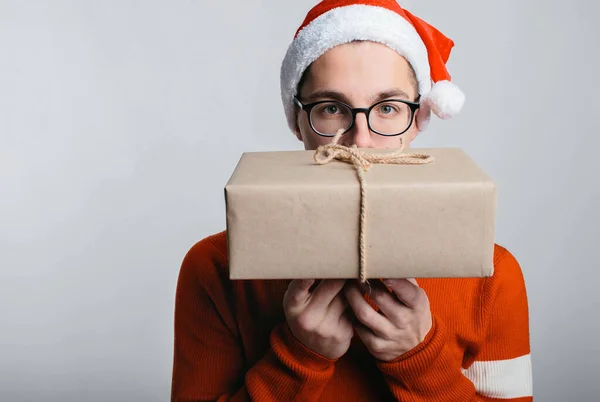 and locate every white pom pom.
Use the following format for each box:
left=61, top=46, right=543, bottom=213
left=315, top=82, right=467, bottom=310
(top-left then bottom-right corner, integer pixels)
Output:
left=423, top=80, right=465, bottom=120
